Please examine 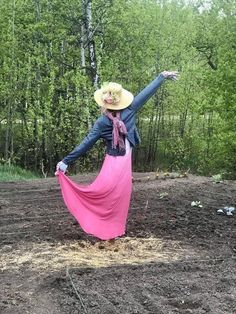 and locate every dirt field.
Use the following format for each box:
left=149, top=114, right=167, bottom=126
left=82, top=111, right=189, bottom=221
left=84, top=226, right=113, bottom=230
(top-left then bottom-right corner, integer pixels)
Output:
left=0, top=172, right=235, bottom=314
